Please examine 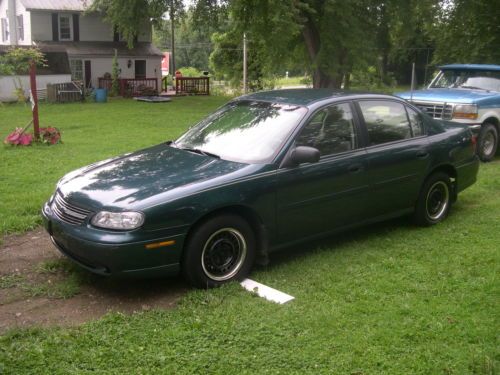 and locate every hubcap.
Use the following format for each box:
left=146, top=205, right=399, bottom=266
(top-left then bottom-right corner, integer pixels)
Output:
left=426, top=181, right=449, bottom=221
left=201, top=228, right=247, bottom=281
left=482, top=131, right=496, bottom=157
